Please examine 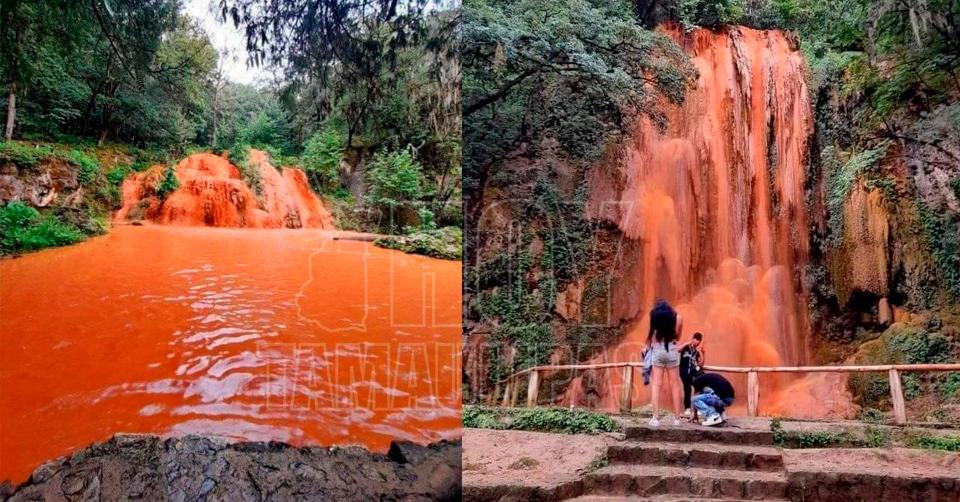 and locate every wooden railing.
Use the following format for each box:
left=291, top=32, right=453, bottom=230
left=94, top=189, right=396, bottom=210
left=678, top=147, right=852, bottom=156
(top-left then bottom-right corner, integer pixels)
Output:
left=486, top=362, right=960, bottom=424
